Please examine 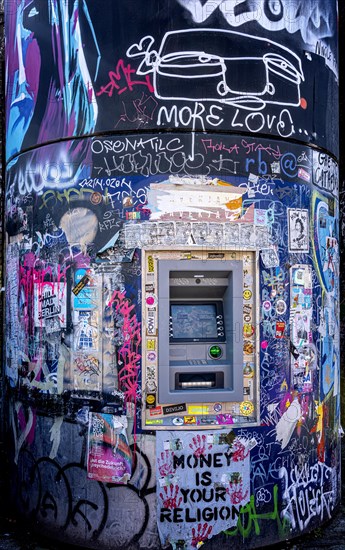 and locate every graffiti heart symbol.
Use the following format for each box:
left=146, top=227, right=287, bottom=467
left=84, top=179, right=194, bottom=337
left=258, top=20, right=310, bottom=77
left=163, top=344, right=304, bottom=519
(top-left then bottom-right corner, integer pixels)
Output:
left=126, top=36, right=155, bottom=58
